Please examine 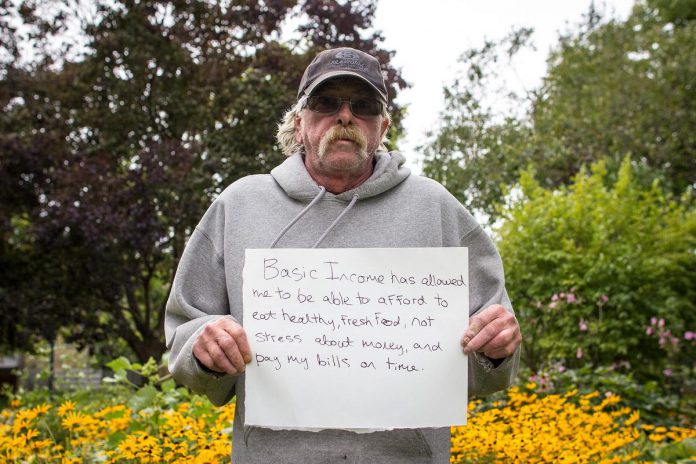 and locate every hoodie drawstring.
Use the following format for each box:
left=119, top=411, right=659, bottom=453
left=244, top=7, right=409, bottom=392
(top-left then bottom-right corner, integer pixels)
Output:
left=312, top=193, right=359, bottom=248
left=269, top=188, right=359, bottom=249
left=270, top=187, right=326, bottom=248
